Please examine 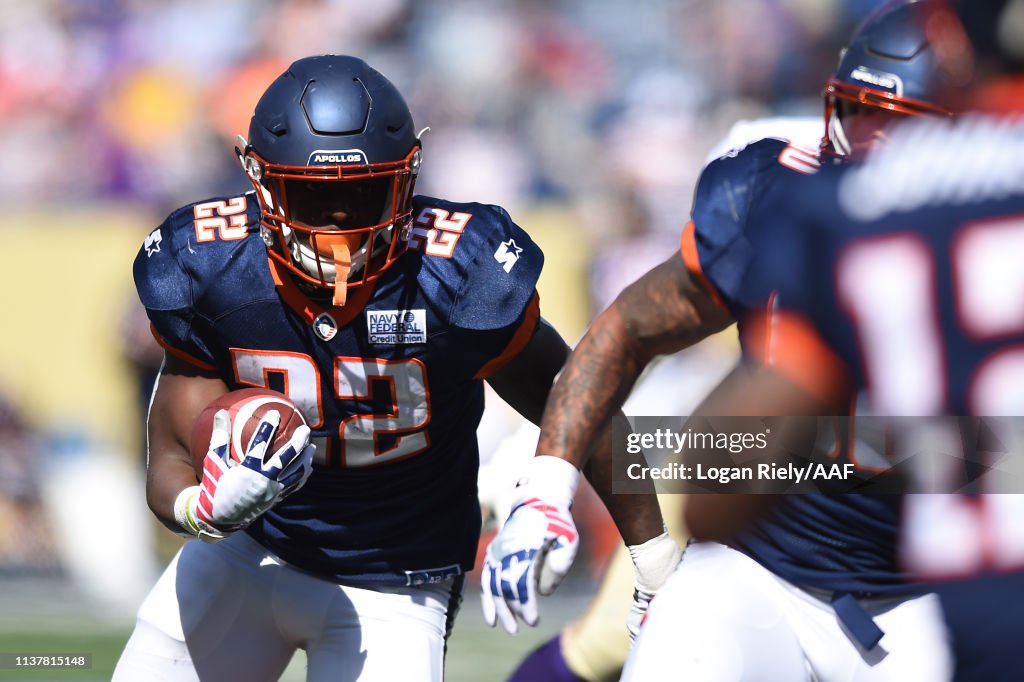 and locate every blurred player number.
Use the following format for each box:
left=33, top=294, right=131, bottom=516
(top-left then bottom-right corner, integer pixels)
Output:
left=837, top=215, right=1024, bottom=414
left=897, top=416, right=1024, bottom=577
left=836, top=216, right=1024, bottom=576
left=231, top=351, right=430, bottom=468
